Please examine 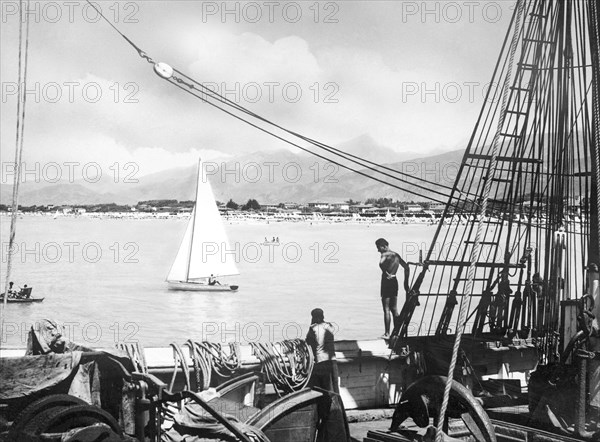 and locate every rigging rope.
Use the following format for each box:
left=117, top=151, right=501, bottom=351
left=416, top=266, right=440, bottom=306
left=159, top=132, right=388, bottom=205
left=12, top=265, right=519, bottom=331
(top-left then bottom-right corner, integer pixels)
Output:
left=2, top=0, right=31, bottom=331
left=589, top=0, right=600, bottom=266
left=169, top=68, right=455, bottom=198
left=435, top=0, right=525, bottom=439
left=84, top=0, right=153, bottom=64
left=86, top=0, right=462, bottom=207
